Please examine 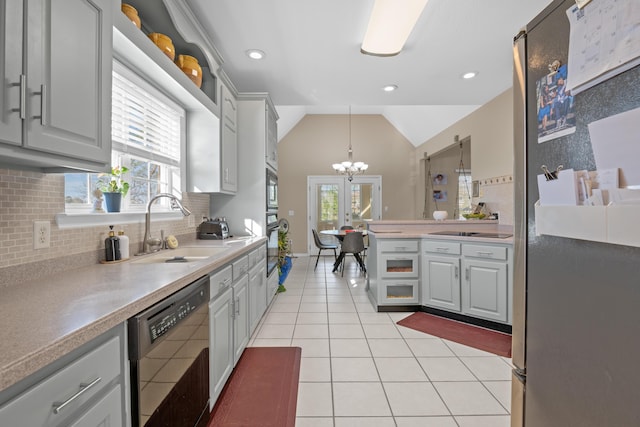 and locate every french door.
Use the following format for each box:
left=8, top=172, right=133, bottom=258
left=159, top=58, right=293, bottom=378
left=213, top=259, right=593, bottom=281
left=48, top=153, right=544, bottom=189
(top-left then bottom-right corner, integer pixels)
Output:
left=308, top=175, right=381, bottom=252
